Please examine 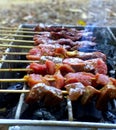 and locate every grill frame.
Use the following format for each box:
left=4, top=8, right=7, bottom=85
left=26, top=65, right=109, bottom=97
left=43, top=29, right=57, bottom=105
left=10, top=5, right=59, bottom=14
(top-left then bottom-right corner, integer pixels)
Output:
left=0, top=24, right=116, bottom=130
